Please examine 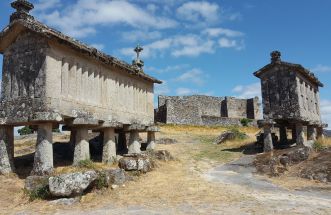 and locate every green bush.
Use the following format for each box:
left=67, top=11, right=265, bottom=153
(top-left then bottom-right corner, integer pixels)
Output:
left=18, top=126, right=34, bottom=135
left=313, top=140, right=327, bottom=152
left=95, top=172, right=108, bottom=189
left=240, top=118, right=253, bottom=127
left=77, top=159, right=96, bottom=169
left=230, top=127, right=248, bottom=140
left=24, top=186, right=50, bottom=201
